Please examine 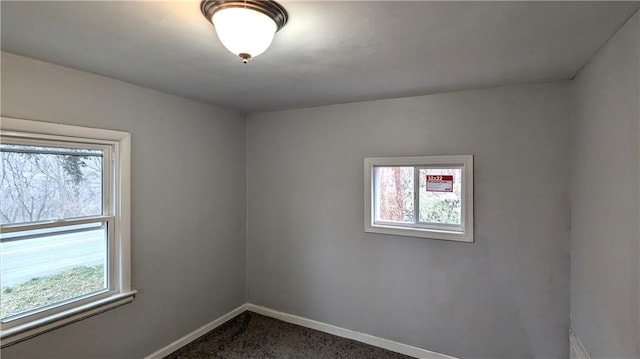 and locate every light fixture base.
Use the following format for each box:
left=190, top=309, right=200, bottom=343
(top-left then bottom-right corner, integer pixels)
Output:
left=200, top=0, right=288, bottom=32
